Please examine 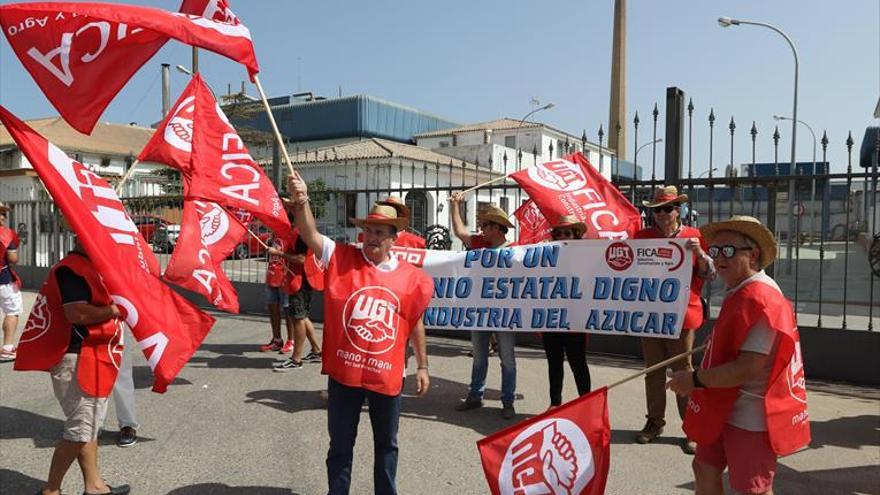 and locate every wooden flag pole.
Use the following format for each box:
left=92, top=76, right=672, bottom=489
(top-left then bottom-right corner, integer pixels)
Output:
left=457, top=173, right=512, bottom=197
left=114, top=160, right=141, bottom=196
left=606, top=343, right=708, bottom=391
left=222, top=205, right=270, bottom=251
left=252, top=74, right=295, bottom=176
